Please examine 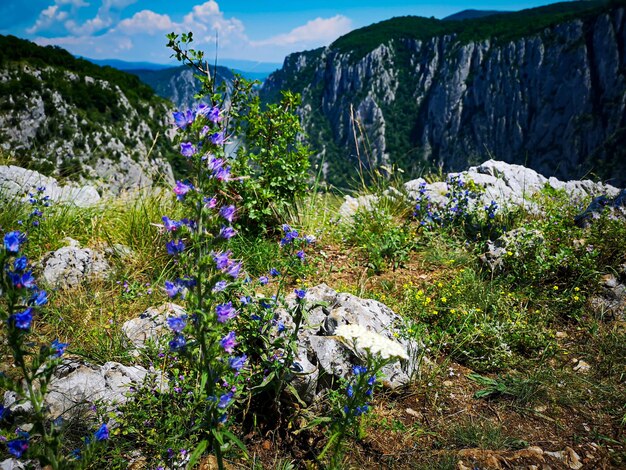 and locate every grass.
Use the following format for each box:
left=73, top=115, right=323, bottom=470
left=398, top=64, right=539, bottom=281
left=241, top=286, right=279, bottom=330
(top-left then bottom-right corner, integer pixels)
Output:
left=1, top=172, right=625, bottom=468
